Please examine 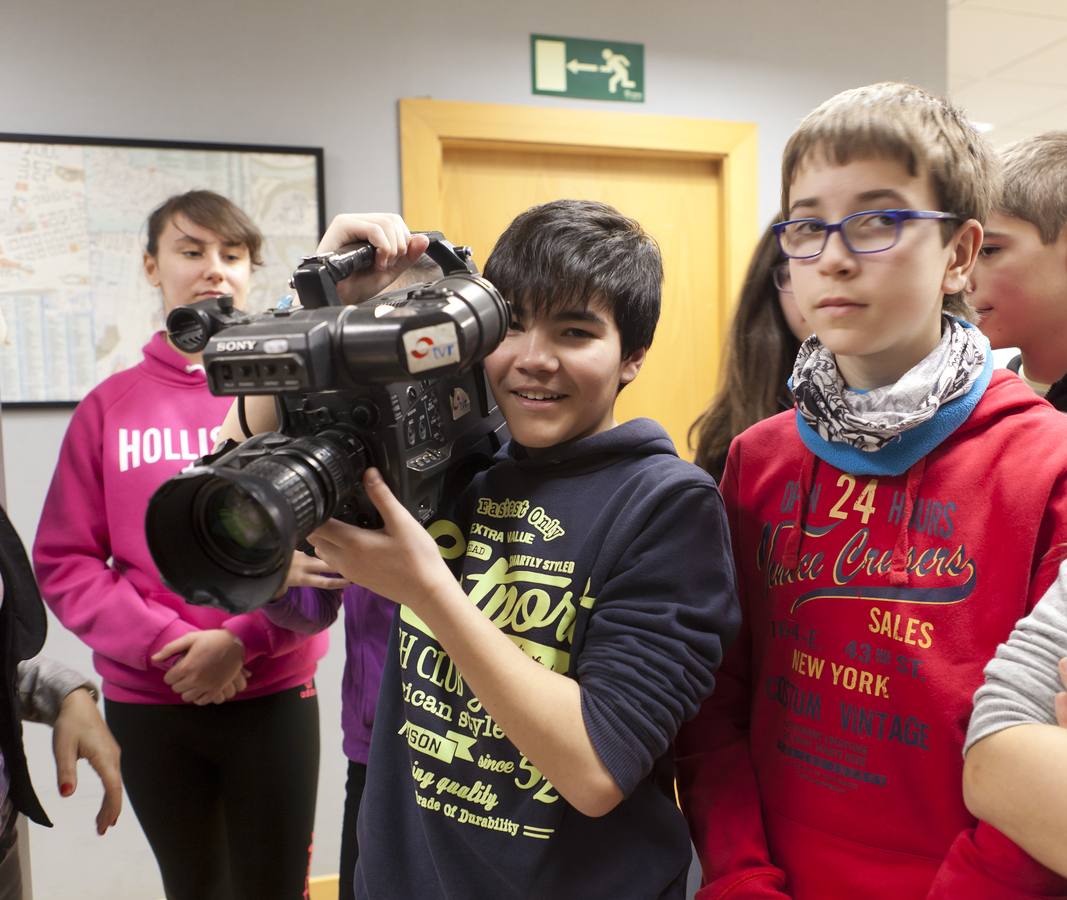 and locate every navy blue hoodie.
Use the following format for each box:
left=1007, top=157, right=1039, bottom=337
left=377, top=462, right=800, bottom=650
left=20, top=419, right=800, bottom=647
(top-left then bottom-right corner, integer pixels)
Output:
left=355, top=418, right=740, bottom=899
